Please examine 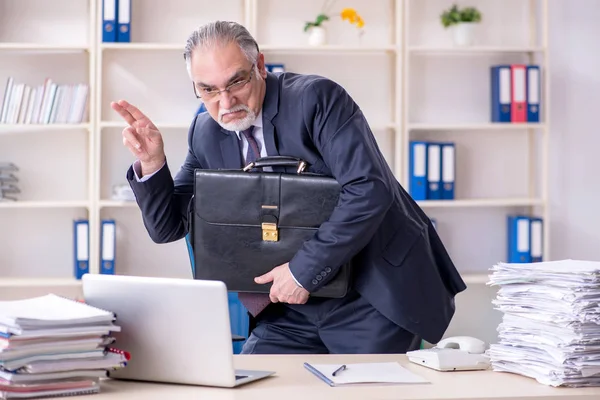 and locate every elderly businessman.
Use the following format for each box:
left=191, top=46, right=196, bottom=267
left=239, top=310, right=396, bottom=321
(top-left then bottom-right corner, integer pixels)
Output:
left=112, top=21, right=467, bottom=354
